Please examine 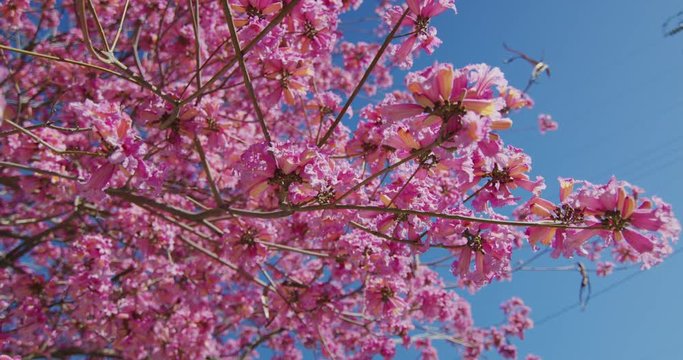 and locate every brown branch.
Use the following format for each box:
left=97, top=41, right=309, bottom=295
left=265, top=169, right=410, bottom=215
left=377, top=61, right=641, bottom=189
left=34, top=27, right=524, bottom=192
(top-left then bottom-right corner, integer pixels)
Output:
left=220, top=0, right=271, bottom=145
left=132, top=22, right=146, bottom=81
left=75, top=0, right=110, bottom=63
left=4, top=119, right=105, bottom=158
left=0, top=43, right=175, bottom=103
left=0, top=212, right=78, bottom=268
left=179, top=38, right=232, bottom=97
left=462, top=179, right=493, bottom=204
left=85, top=0, right=112, bottom=52
left=179, top=234, right=269, bottom=288
left=188, top=0, right=203, bottom=100
left=141, top=208, right=271, bottom=289
left=105, top=188, right=214, bottom=222
left=47, top=124, right=93, bottom=133
left=75, top=0, right=177, bottom=103
left=110, top=0, right=131, bottom=51
left=258, top=240, right=330, bottom=258
left=105, top=188, right=598, bottom=236
left=0, top=211, right=71, bottom=226
left=317, top=8, right=410, bottom=147
left=334, top=142, right=438, bottom=204
left=325, top=205, right=595, bottom=229
left=238, top=328, right=285, bottom=360
left=0, top=161, right=83, bottom=181
left=193, top=136, right=223, bottom=206
left=0, top=43, right=124, bottom=77
left=349, top=221, right=464, bottom=249
left=182, top=0, right=302, bottom=105
left=386, top=161, right=422, bottom=208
